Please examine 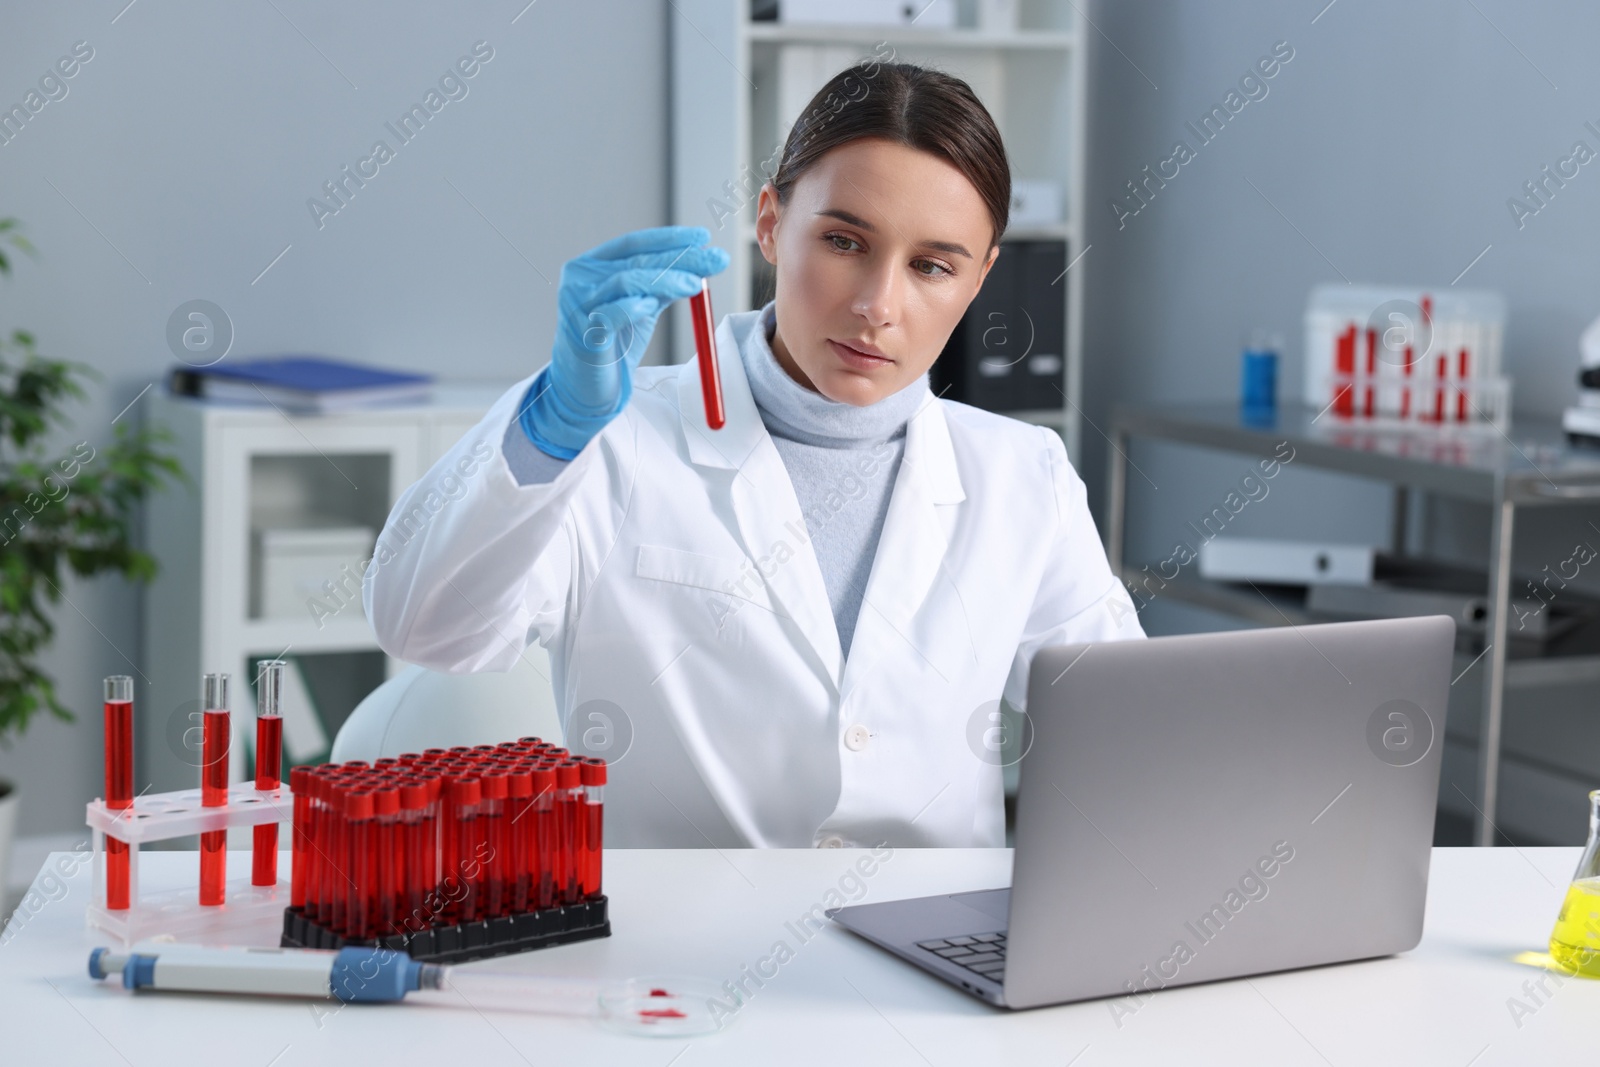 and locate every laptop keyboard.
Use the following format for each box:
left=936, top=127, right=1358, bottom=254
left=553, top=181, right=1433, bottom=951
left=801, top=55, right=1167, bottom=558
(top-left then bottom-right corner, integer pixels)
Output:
left=916, top=932, right=1006, bottom=980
